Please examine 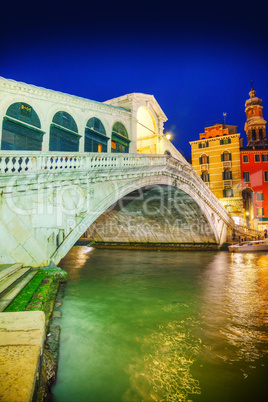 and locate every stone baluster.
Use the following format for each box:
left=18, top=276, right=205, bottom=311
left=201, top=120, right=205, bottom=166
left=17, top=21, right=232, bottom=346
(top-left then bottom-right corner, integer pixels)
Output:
left=20, top=156, right=28, bottom=172
left=13, top=157, right=20, bottom=173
